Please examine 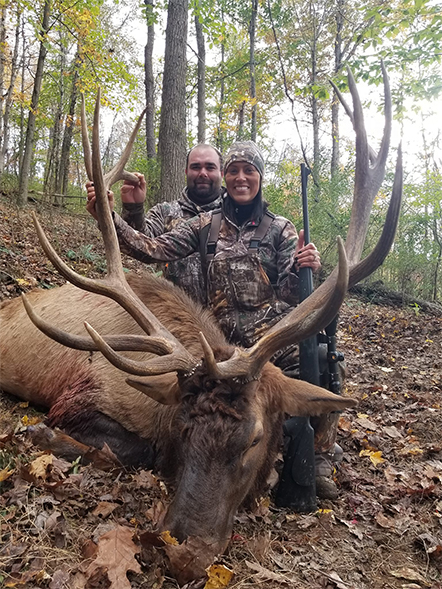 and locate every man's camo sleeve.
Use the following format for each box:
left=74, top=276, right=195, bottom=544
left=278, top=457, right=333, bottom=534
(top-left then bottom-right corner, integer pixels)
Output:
left=113, top=212, right=203, bottom=265
left=121, top=202, right=169, bottom=236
